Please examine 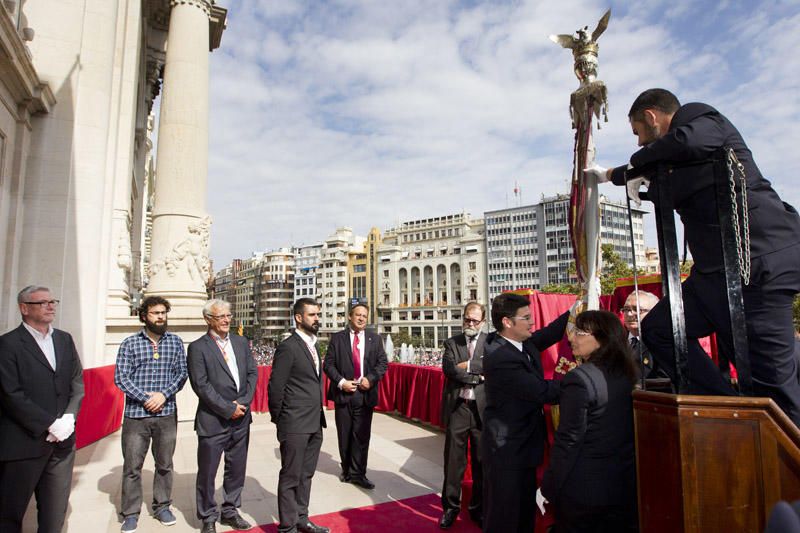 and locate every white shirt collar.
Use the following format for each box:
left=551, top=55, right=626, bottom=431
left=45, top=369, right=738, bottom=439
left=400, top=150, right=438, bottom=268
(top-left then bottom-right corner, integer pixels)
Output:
left=210, top=331, right=230, bottom=343
left=22, top=321, right=53, bottom=341
left=296, top=328, right=317, bottom=346
left=500, top=334, right=524, bottom=353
